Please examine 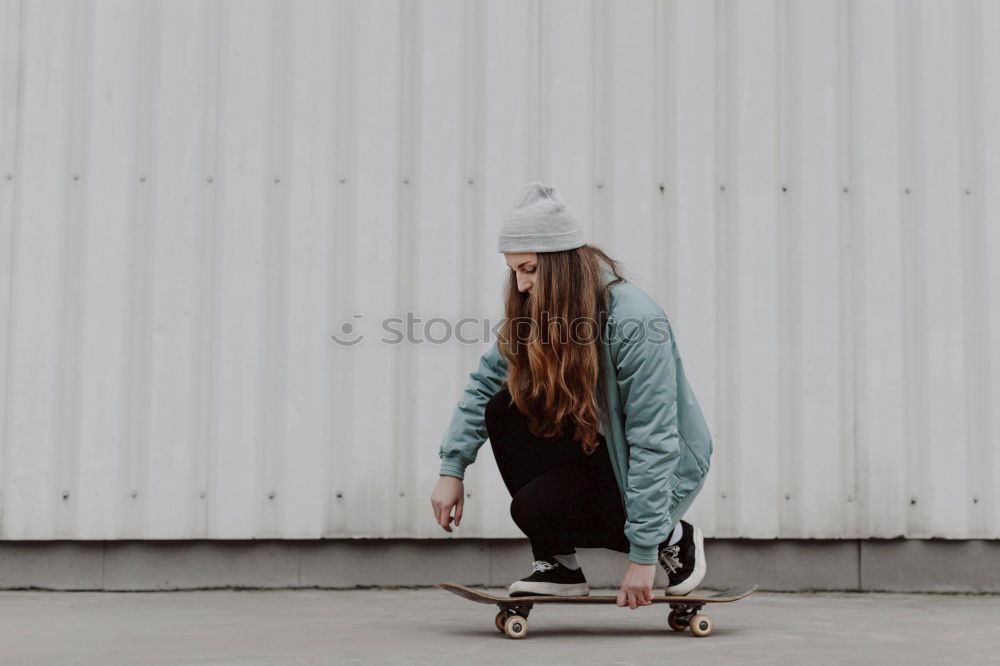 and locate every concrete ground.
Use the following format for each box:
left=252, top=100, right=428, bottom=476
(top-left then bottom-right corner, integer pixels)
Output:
left=0, top=587, right=997, bottom=665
